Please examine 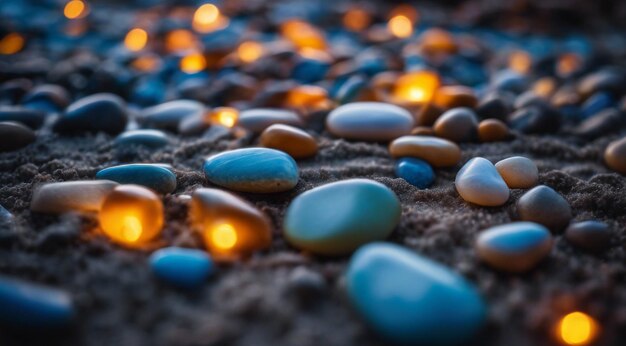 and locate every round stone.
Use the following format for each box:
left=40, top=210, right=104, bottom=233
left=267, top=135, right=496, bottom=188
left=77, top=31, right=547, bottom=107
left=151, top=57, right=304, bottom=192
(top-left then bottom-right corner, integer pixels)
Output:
left=138, top=100, right=205, bottom=132
left=604, top=137, right=626, bottom=174
left=573, top=109, right=622, bottom=139
left=517, top=185, right=572, bottom=231
left=96, top=164, right=177, bottom=194
left=53, top=93, right=128, bottom=135
left=259, top=124, right=318, bottom=159
left=284, top=179, right=401, bottom=255
left=31, top=180, right=119, bottom=214
left=433, top=107, right=479, bottom=142
left=326, top=102, right=414, bottom=141
left=346, top=242, right=486, bottom=345
left=21, top=84, right=70, bottom=112
left=508, top=105, right=561, bottom=134
left=389, top=136, right=461, bottom=168
left=0, top=106, right=45, bottom=129
left=150, top=247, right=213, bottom=288
left=395, top=158, right=435, bottom=189
left=495, top=156, right=538, bottom=189
left=0, top=121, right=36, bottom=152
left=565, top=221, right=611, bottom=253
left=433, top=86, right=478, bottom=109
left=478, top=119, right=509, bottom=142
left=476, top=222, right=552, bottom=273
left=203, top=148, right=299, bottom=193
left=114, top=129, right=170, bottom=149
left=476, top=93, right=511, bottom=121
left=237, top=108, right=303, bottom=133
left=455, top=157, right=510, bottom=207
